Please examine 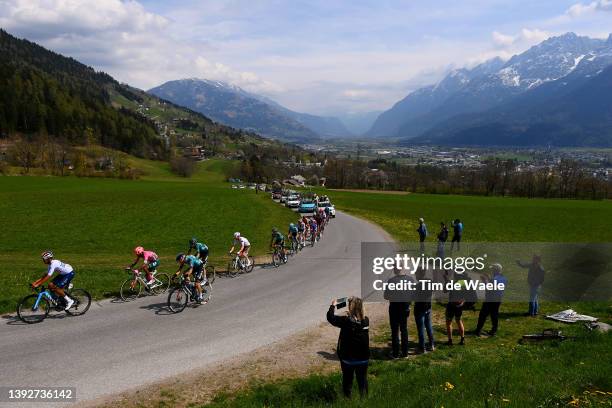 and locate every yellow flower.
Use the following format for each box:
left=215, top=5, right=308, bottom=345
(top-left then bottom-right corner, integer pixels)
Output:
left=443, top=382, right=455, bottom=391
left=502, top=398, right=510, bottom=402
